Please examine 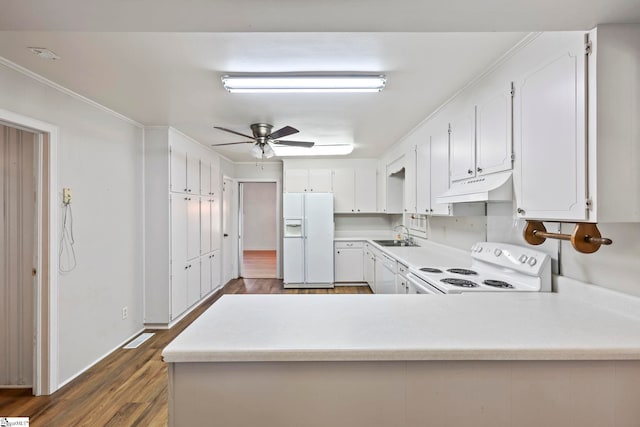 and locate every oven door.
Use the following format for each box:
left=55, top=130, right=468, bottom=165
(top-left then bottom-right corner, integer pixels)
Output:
left=407, top=273, right=444, bottom=295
